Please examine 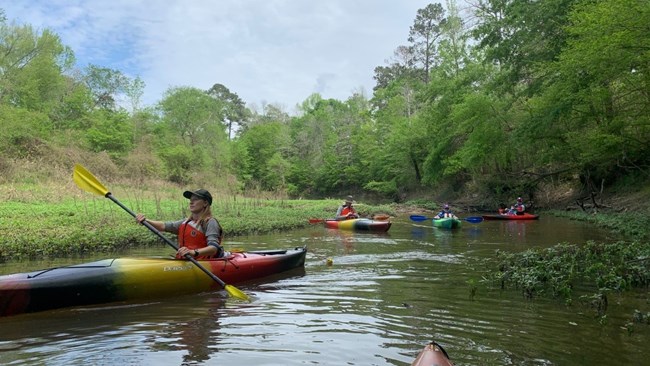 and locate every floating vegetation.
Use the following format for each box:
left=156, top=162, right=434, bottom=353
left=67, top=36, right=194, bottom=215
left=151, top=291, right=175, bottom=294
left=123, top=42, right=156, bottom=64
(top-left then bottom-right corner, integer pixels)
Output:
left=484, top=240, right=650, bottom=314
